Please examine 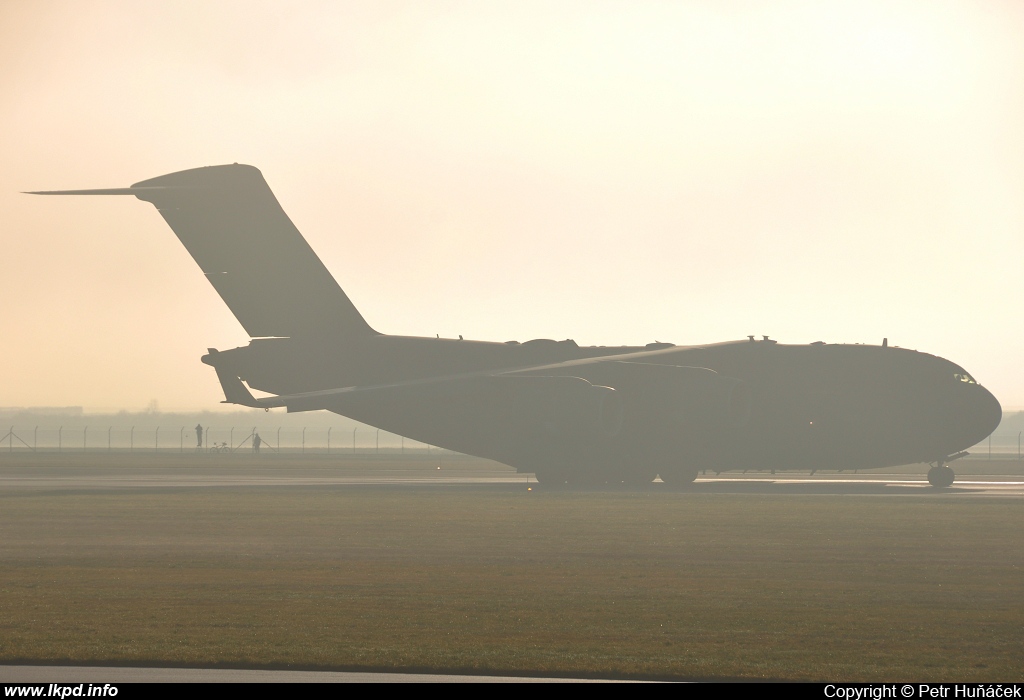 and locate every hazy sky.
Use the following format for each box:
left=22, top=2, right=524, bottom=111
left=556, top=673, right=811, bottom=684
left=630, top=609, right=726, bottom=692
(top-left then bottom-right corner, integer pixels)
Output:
left=2, top=1, right=1023, bottom=411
